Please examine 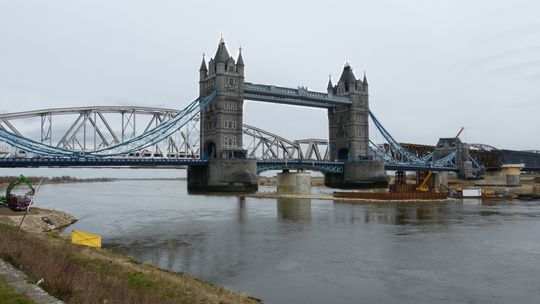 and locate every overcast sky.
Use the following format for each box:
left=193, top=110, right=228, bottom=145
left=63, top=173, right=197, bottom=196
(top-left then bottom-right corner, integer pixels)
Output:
left=1, top=0, right=539, bottom=150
